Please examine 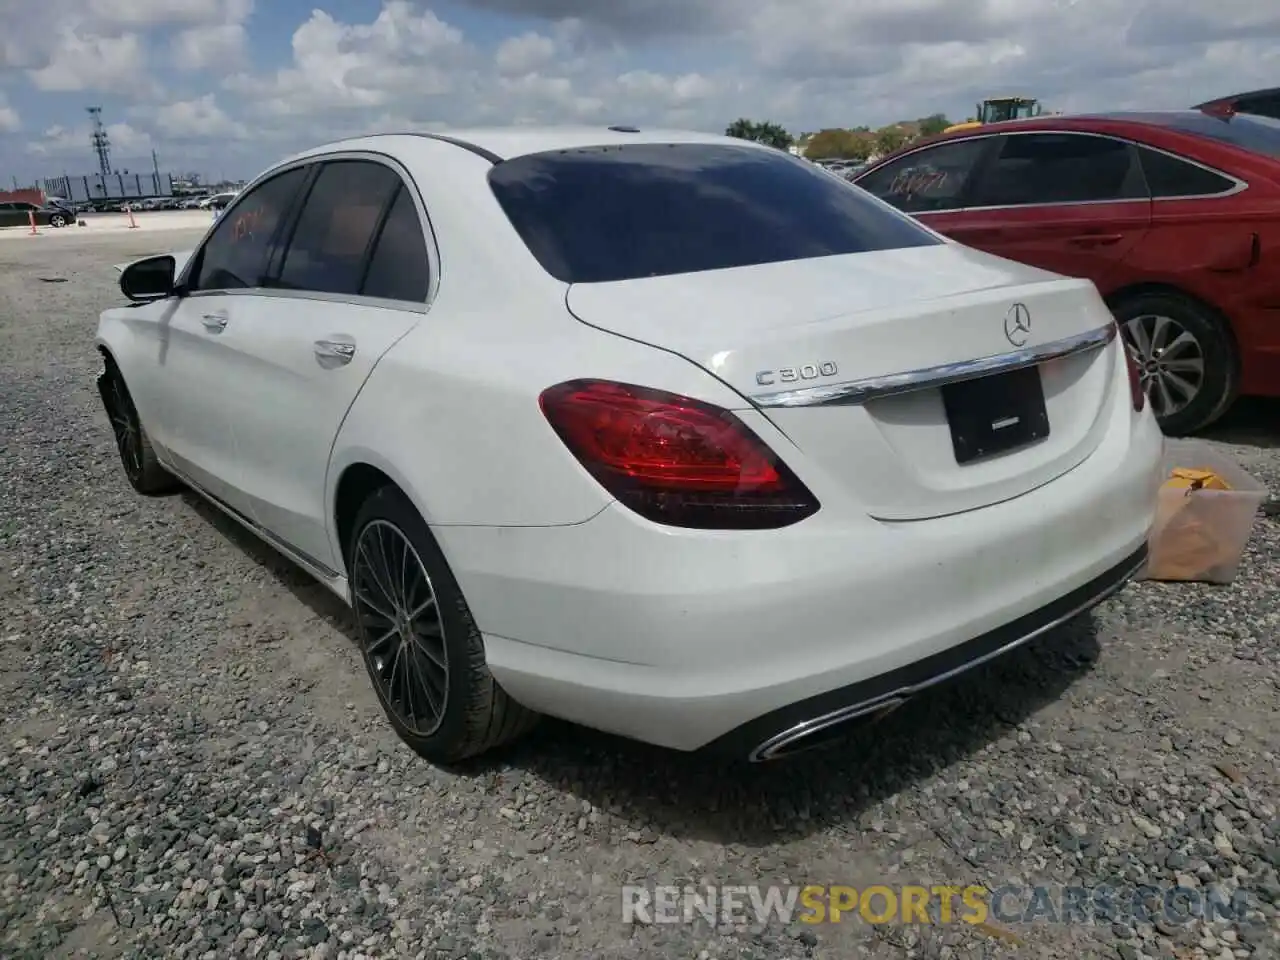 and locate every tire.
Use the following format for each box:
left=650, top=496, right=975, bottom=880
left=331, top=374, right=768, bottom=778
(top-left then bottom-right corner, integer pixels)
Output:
left=1111, top=290, right=1238, bottom=436
left=347, top=485, right=539, bottom=764
left=98, top=364, right=181, bottom=495
left=49, top=214, right=66, bottom=228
